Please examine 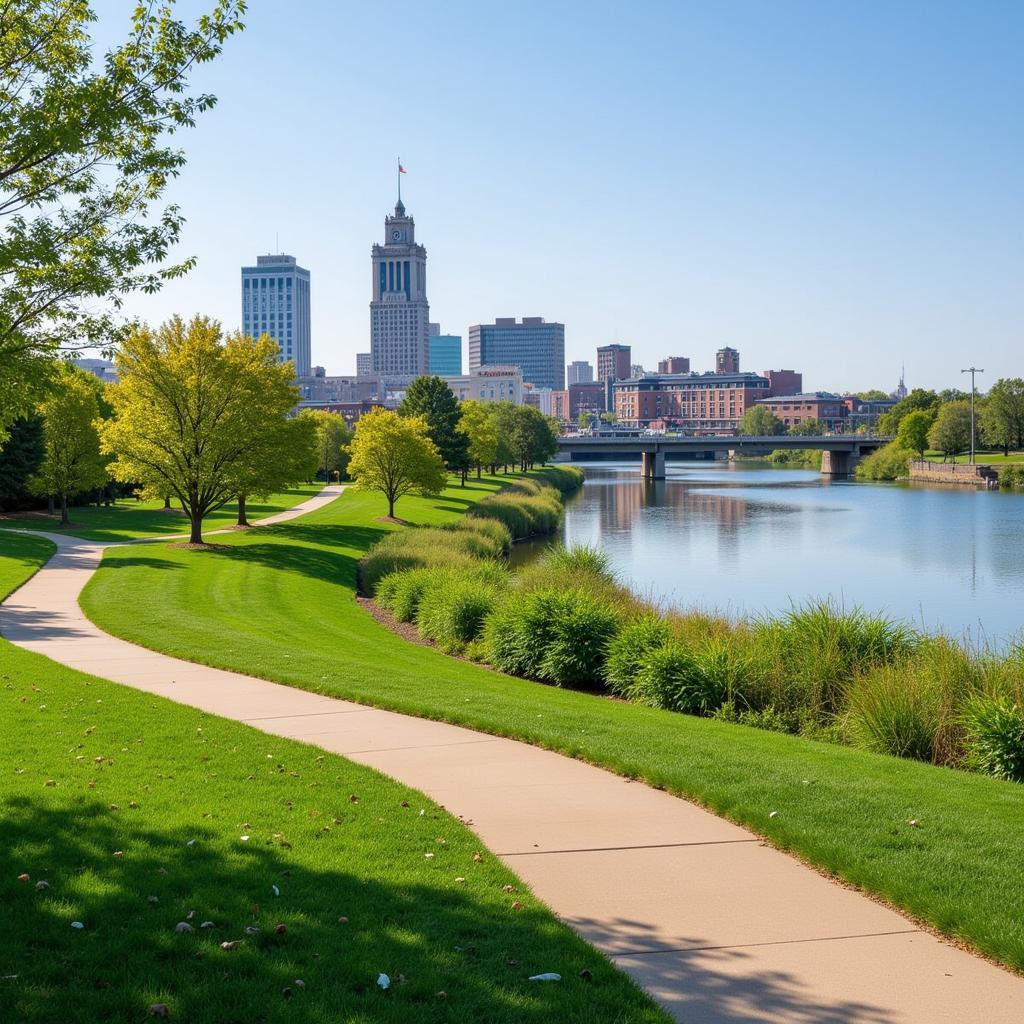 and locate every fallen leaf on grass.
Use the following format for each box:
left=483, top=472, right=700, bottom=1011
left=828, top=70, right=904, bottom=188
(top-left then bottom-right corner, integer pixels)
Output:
left=147, top=1004, right=170, bottom=1018
left=16, top=873, right=29, bottom=883
left=220, top=940, right=240, bottom=951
